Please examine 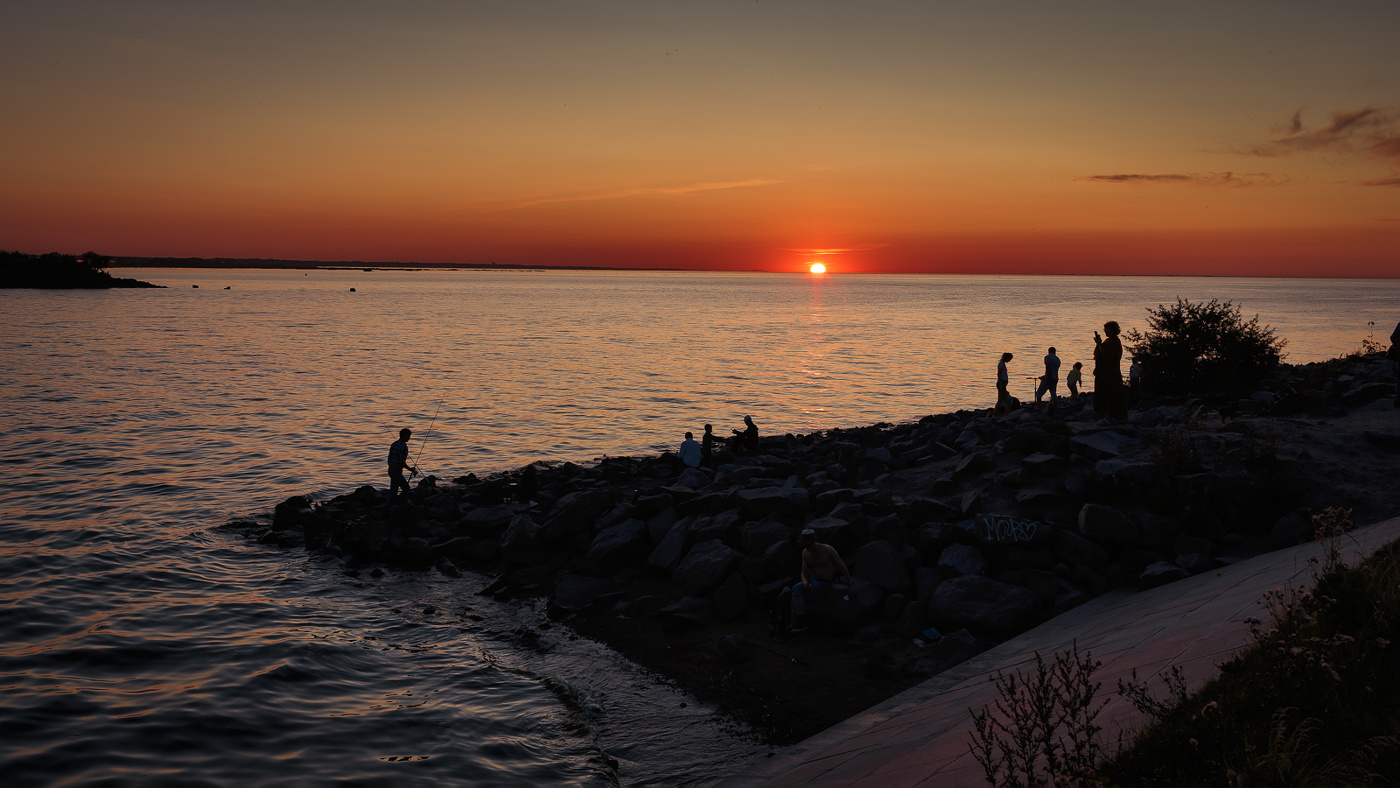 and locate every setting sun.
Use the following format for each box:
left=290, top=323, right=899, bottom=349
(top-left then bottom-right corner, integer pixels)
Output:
left=809, top=263, right=826, bottom=274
